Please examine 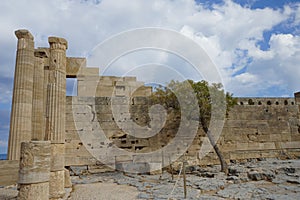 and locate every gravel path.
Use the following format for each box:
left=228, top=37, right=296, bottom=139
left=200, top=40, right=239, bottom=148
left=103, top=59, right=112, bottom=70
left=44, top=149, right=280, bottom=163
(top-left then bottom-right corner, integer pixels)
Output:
left=68, top=182, right=140, bottom=200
